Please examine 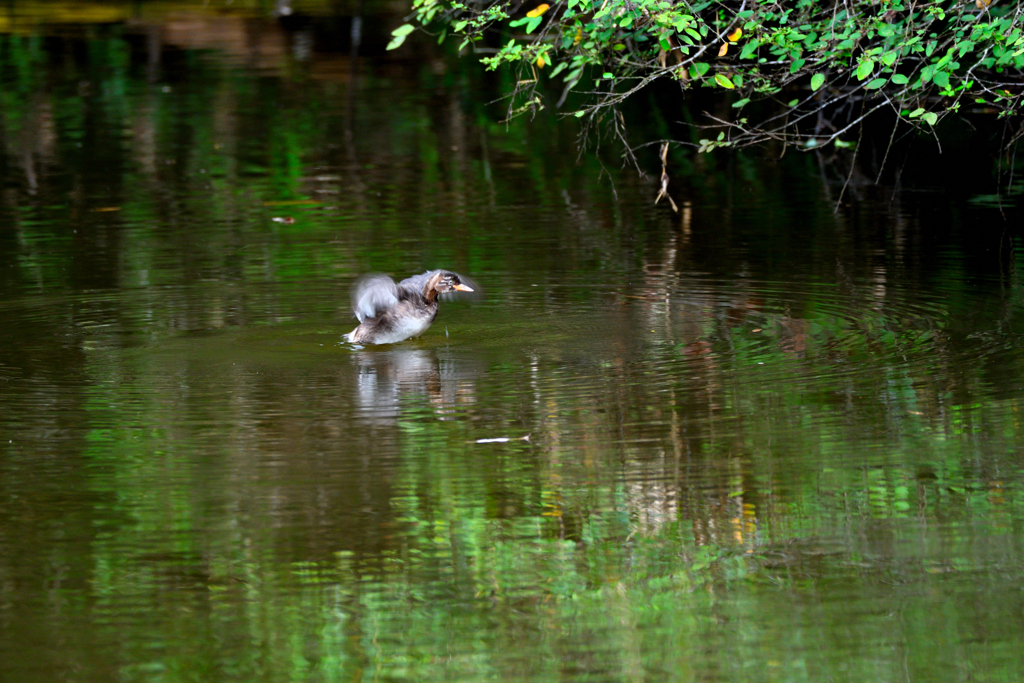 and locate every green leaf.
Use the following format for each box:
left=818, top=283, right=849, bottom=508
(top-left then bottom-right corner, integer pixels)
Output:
left=865, top=78, right=887, bottom=89
left=932, top=71, right=950, bottom=89
left=386, top=22, right=417, bottom=50
left=526, top=15, right=543, bottom=33
left=602, top=72, right=613, bottom=79
left=731, top=98, right=750, bottom=108
left=810, top=73, right=825, bottom=91
left=856, top=58, right=874, bottom=80
left=907, top=108, right=925, bottom=118
left=881, top=51, right=898, bottom=67
left=890, top=74, right=909, bottom=85
left=689, top=62, right=710, bottom=79
left=922, top=112, right=938, bottom=126
left=714, top=73, right=735, bottom=89
left=739, top=40, right=759, bottom=60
